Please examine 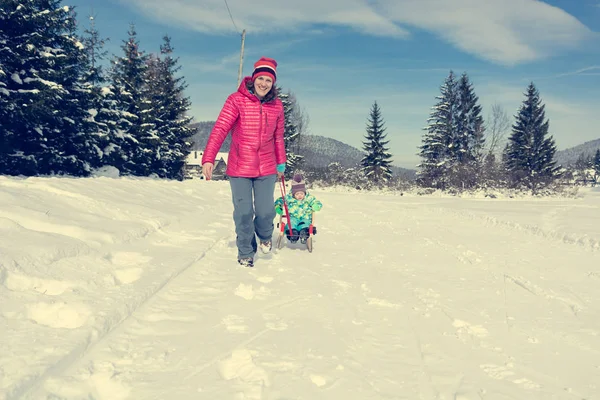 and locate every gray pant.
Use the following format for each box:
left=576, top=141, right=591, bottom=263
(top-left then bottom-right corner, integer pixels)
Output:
left=229, top=174, right=277, bottom=259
